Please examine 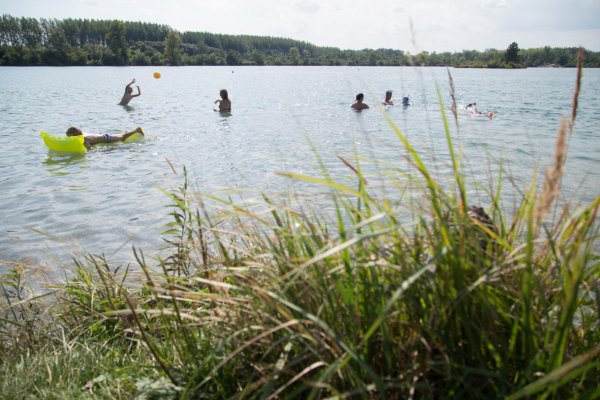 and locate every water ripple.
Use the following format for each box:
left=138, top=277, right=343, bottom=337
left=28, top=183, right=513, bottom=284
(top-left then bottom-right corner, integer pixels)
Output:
left=0, top=66, right=598, bottom=269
